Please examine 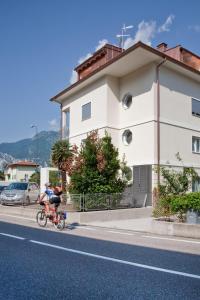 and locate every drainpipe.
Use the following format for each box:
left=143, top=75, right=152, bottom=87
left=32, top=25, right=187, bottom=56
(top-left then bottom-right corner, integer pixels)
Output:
left=60, top=103, right=63, bottom=140
left=156, top=59, right=166, bottom=189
